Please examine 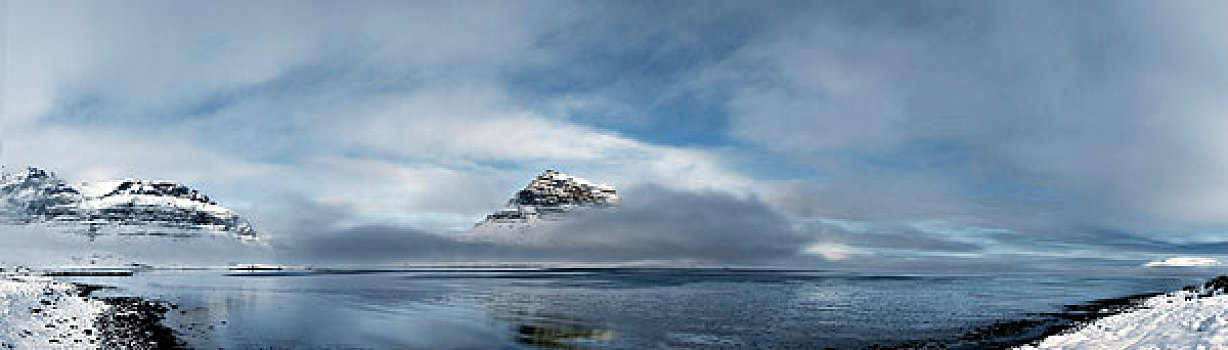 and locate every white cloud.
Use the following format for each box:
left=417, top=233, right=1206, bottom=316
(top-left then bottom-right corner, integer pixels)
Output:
left=0, top=1, right=756, bottom=234
left=701, top=1, right=1228, bottom=242
left=9, top=1, right=1228, bottom=265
